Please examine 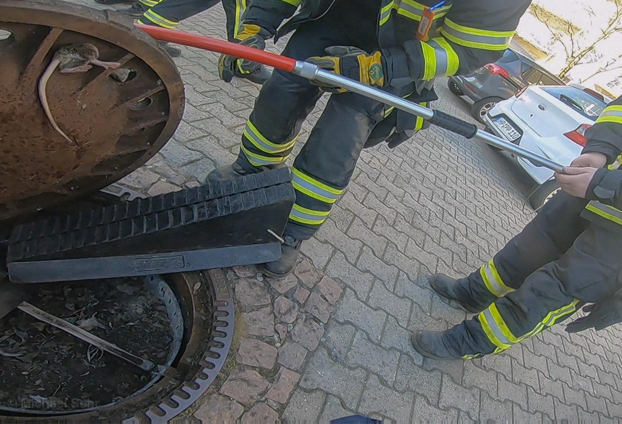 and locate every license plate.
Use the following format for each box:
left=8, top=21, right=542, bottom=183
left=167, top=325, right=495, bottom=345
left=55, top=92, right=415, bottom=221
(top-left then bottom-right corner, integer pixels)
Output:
left=494, top=117, right=521, bottom=141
